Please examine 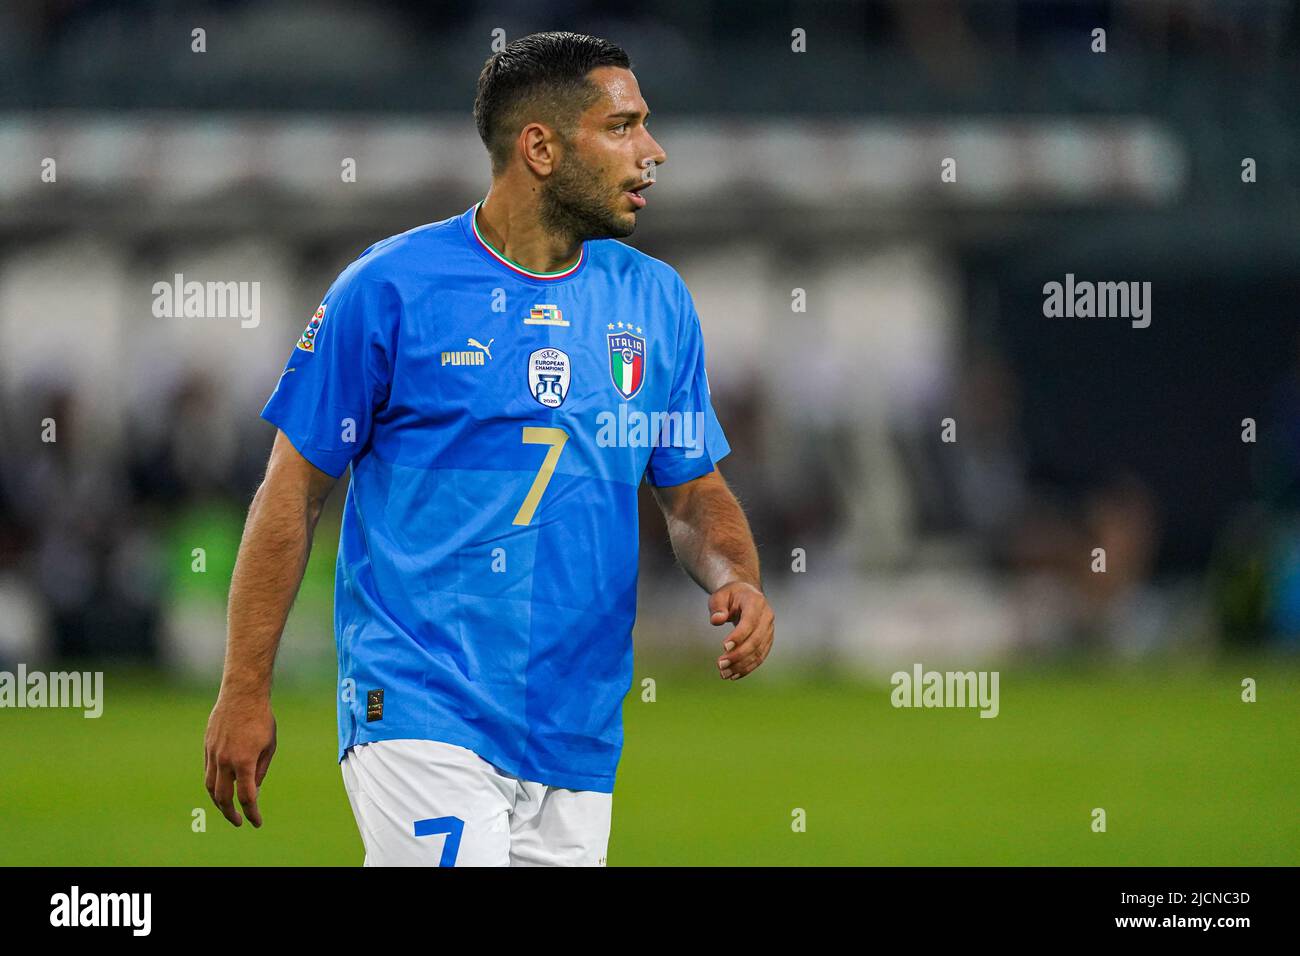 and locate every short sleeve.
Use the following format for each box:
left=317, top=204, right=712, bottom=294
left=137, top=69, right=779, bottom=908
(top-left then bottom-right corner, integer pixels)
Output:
left=645, top=280, right=731, bottom=487
left=260, top=264, right=399, bottom=478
